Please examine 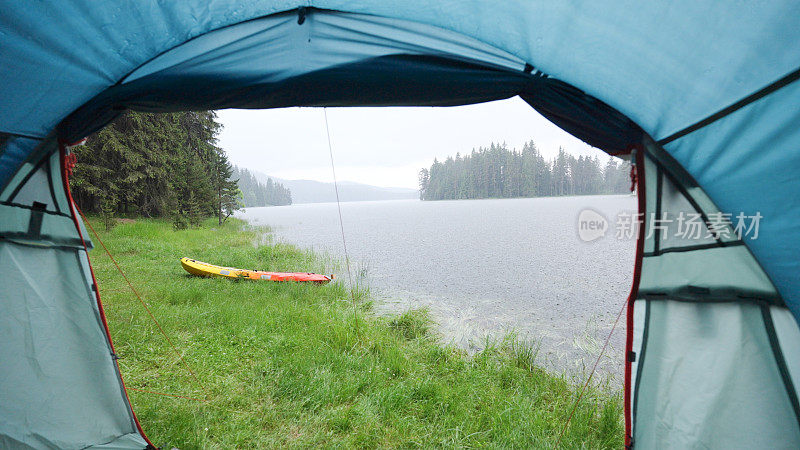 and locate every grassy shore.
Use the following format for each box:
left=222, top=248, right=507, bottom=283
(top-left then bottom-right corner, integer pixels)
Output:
left=88, top=218, right=622, bottom=448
